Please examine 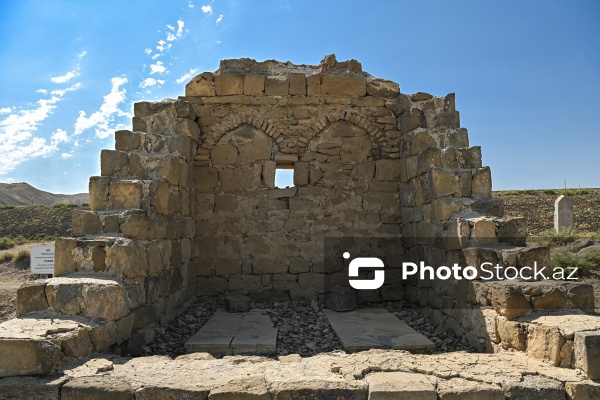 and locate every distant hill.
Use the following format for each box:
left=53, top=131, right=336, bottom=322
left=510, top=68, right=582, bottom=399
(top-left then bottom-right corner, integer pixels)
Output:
left=0, top=183, right=89, bottom=206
